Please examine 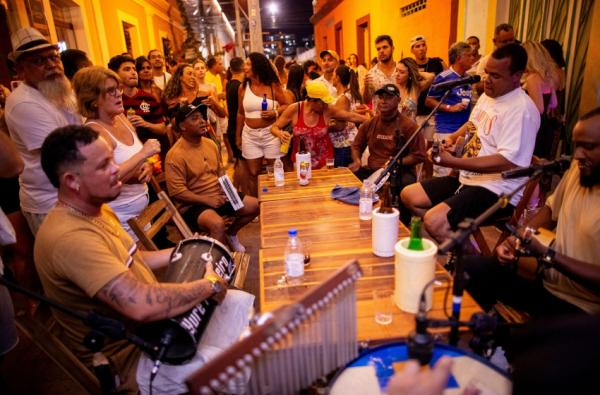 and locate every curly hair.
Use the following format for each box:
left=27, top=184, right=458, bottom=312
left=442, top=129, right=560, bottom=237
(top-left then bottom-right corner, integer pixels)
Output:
left=162, top=63, right=192, bottom=103
left=72, top=66, right=120, bottom=118
left=244, top=52, right=279, bottom=87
